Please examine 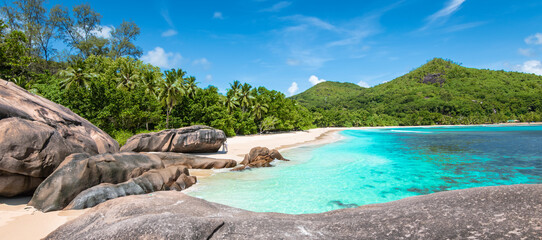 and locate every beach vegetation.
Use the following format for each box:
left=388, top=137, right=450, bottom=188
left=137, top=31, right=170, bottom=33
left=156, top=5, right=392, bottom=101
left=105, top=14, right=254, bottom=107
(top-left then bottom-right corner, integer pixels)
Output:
left=0, top=1, right=540, bottom=145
